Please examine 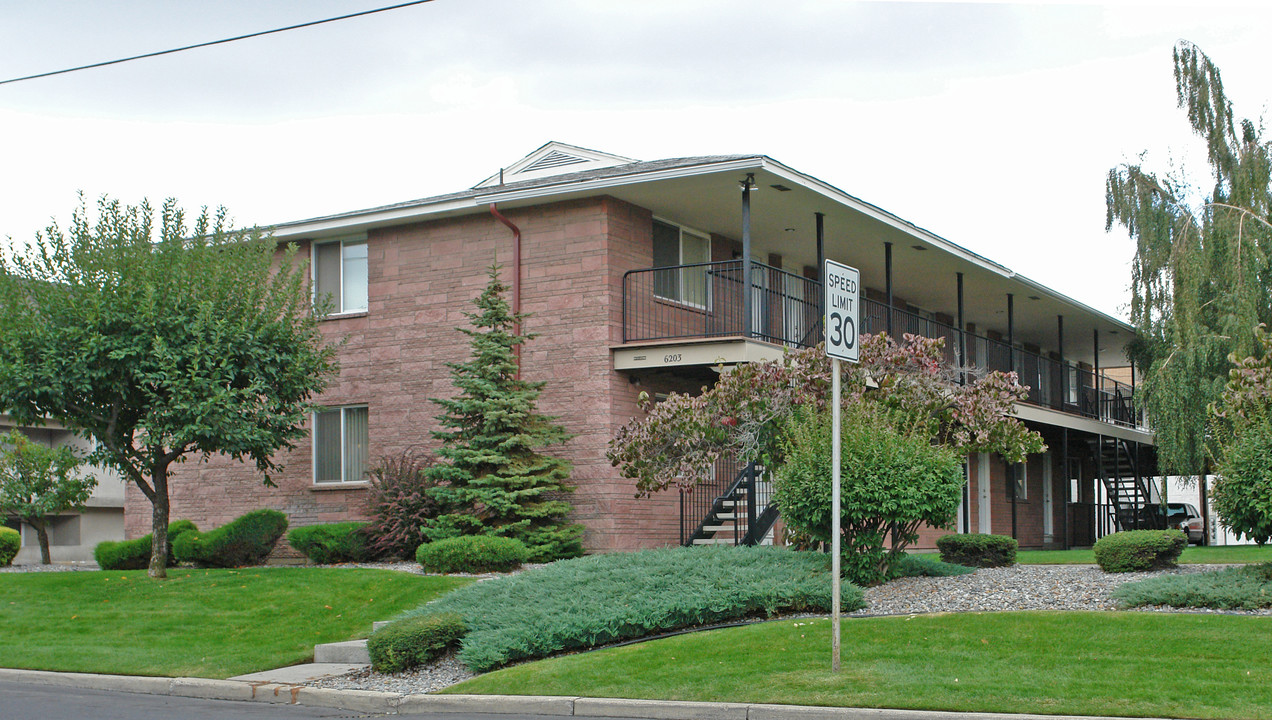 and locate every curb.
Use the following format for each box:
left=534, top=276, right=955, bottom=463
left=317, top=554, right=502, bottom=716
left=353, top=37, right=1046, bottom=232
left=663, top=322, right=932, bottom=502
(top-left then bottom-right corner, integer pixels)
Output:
left=0, top=668, right=1183, bottom=720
